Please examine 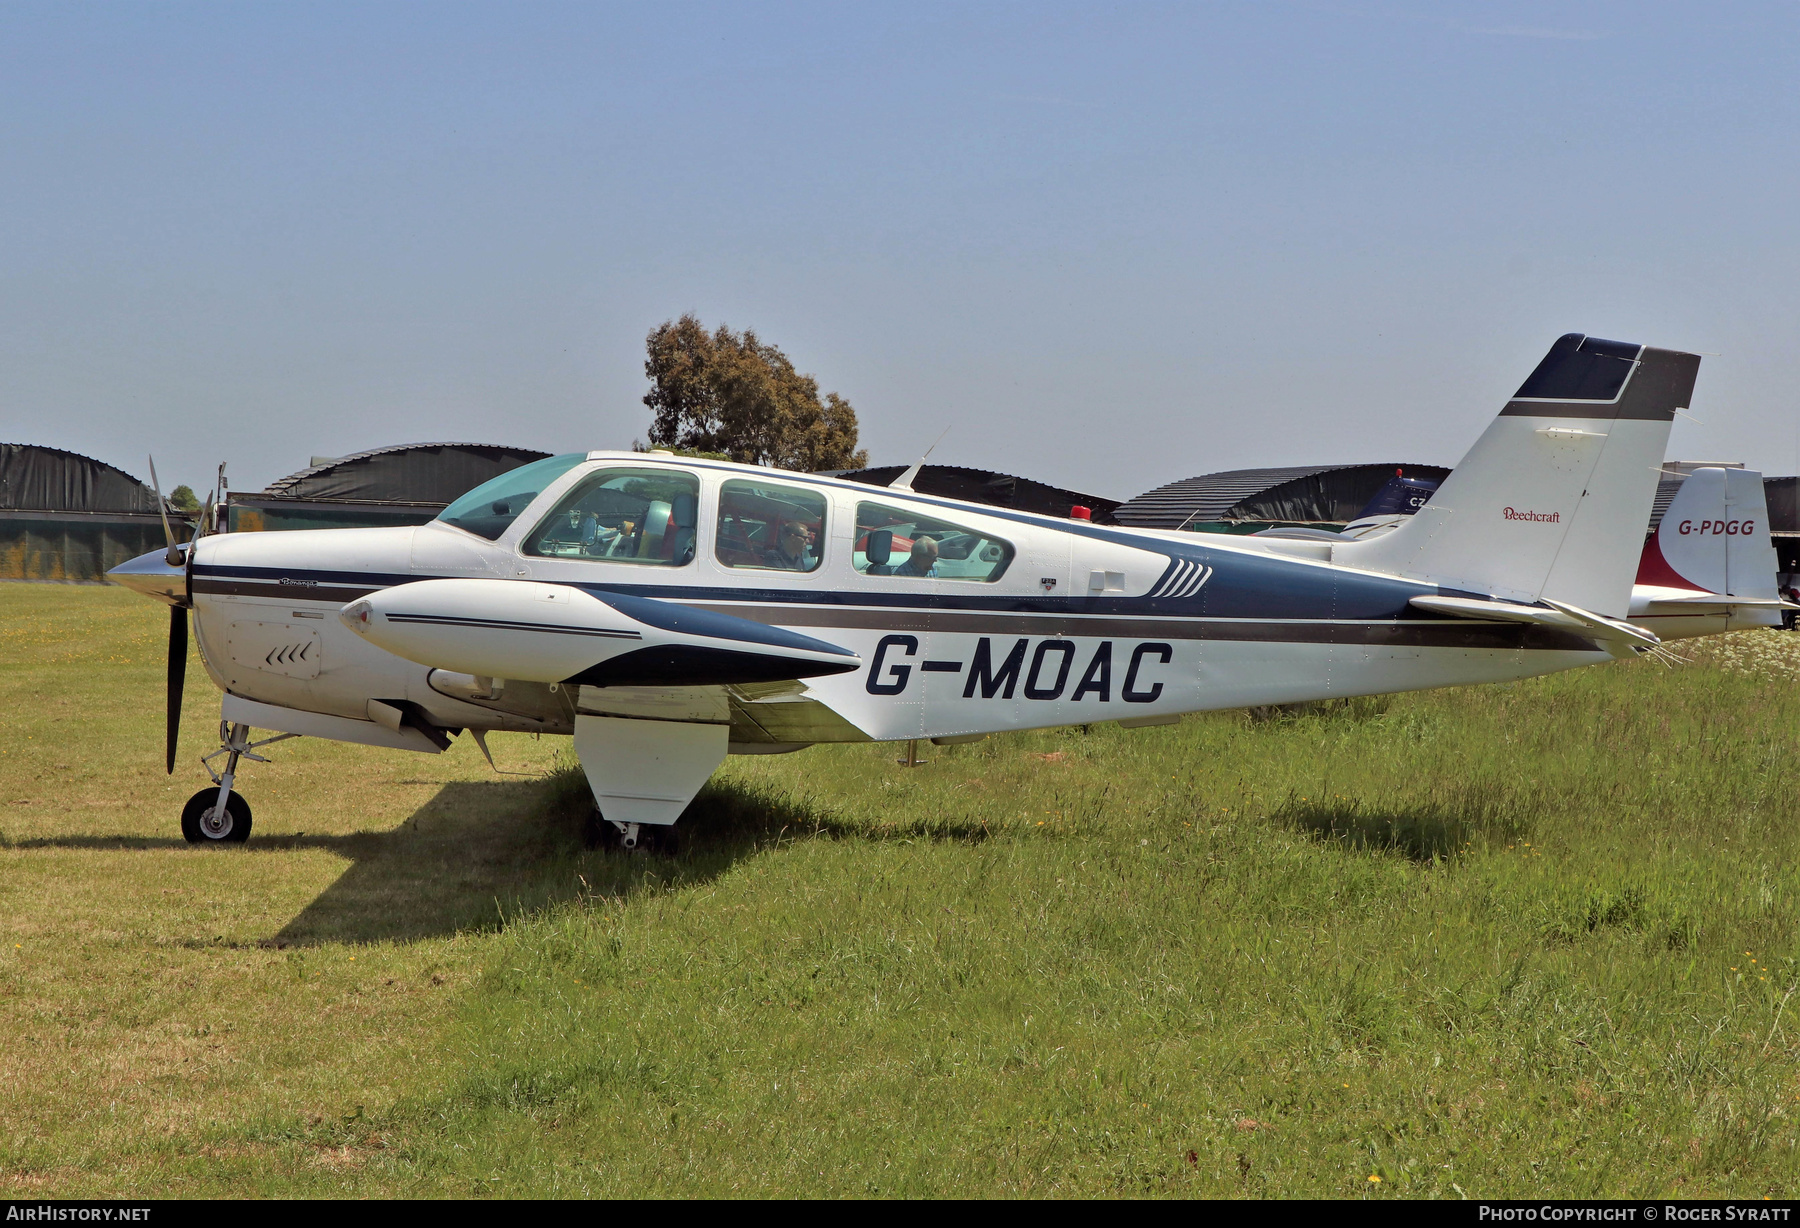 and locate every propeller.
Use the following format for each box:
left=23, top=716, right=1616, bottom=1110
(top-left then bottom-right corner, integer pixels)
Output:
left=146, top=456, right=183, bottom=568
left=145, top=457, right=211, bottom=774
left=165, top=604, right=187, bottom=774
